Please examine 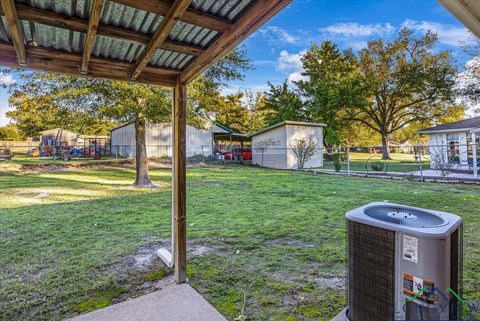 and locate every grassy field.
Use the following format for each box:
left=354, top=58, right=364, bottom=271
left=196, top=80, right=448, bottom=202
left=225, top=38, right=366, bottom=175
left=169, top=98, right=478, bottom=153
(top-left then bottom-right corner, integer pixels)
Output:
left=322, top=152, right=431, bottom=173
left=1, top=166, right=480, bottom=321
